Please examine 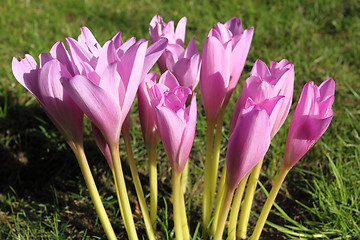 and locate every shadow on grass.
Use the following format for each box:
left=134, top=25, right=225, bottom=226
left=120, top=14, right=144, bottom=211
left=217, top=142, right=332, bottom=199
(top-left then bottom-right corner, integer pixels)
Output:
left=0, top=102, right=119, bottom=238
left=0, top=101, right=175, bottom=239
